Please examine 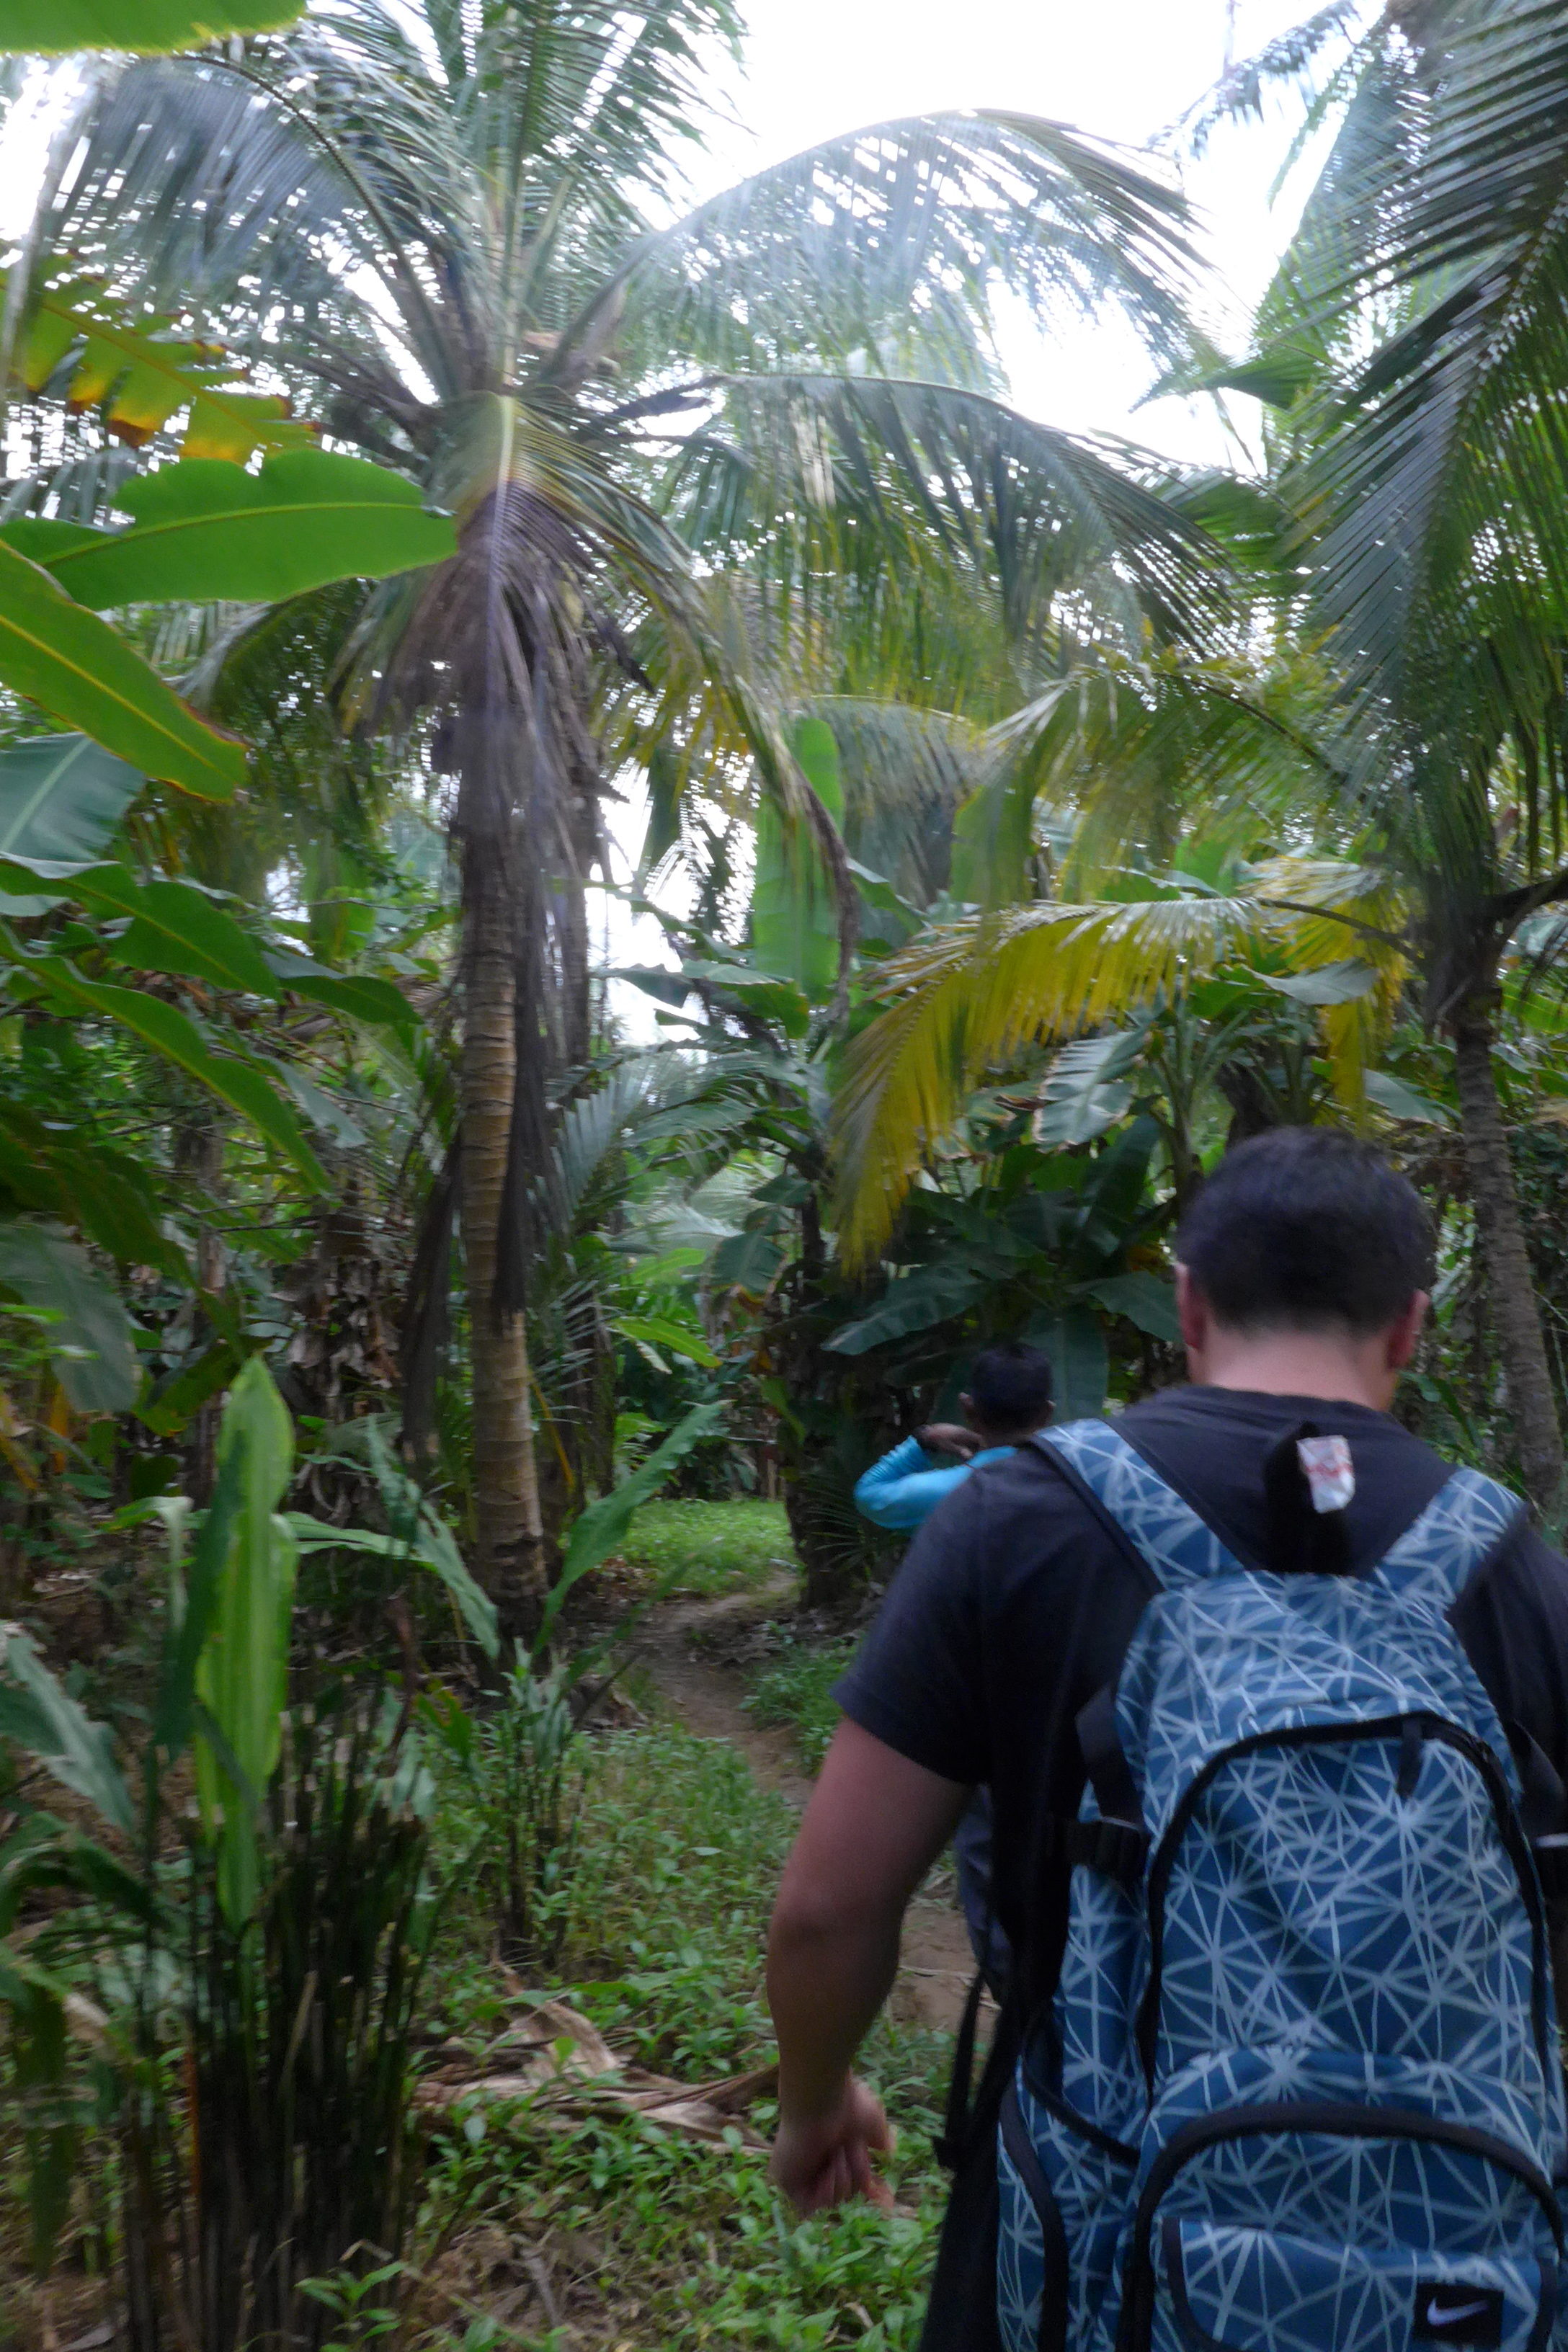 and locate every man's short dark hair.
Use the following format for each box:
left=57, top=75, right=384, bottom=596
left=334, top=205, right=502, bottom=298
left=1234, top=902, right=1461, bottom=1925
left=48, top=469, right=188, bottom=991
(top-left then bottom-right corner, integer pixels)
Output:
left=1175, top=1127, right=1435, bottom=1336
left=968, top=1340, right=1054, bottom=1433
